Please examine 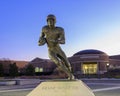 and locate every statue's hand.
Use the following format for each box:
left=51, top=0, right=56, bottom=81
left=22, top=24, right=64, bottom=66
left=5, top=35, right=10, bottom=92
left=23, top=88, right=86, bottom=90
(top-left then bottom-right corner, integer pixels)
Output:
left=58, top=40, right=65, bottom=44
left=38, top=38, right=46, bottom=46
